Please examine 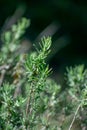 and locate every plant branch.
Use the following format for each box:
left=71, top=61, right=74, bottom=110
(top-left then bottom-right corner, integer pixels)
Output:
left=68, top=103, right=81, bottom=130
